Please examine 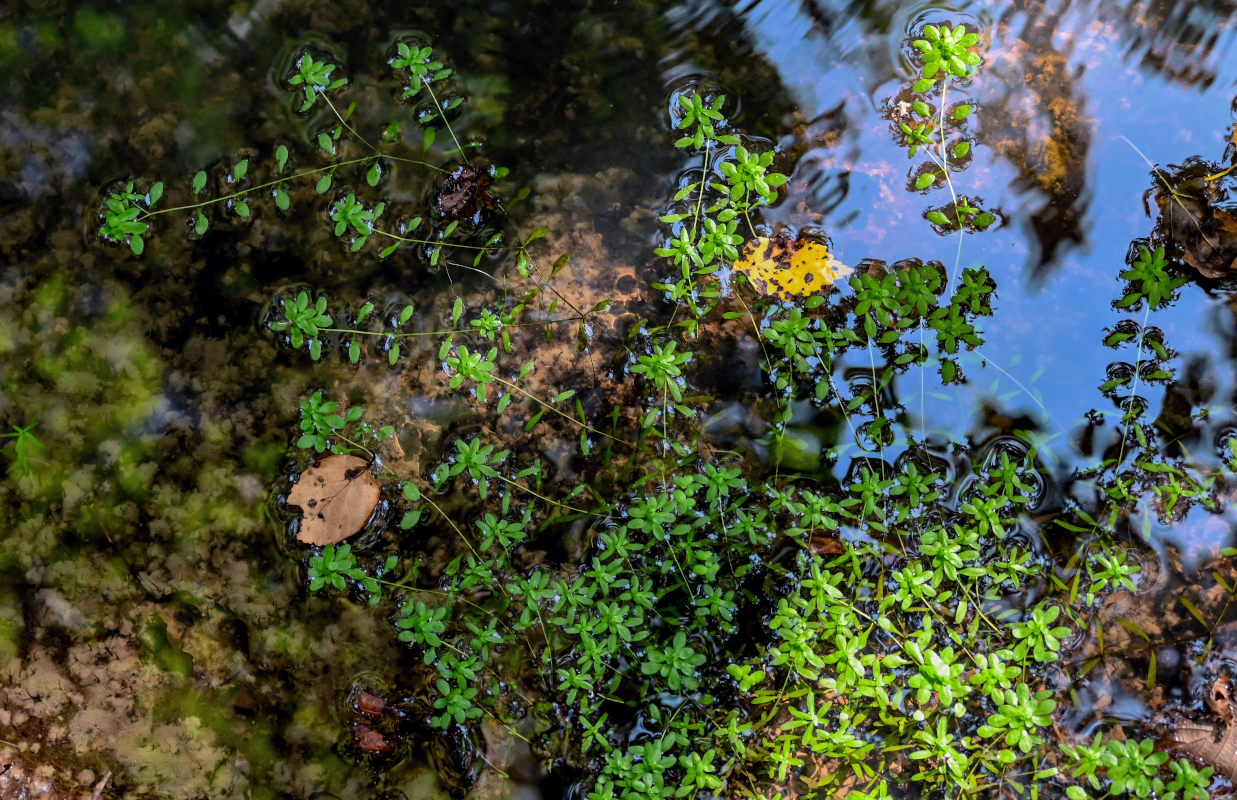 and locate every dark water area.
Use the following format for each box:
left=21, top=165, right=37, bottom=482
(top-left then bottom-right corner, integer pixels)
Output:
left=1, top=0, right=1237, bottom=798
